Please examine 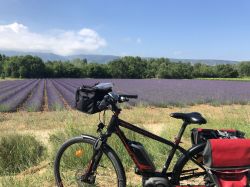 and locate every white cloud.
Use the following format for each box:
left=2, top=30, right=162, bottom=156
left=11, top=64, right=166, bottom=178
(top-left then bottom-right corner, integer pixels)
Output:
left=0, top=22, right=106, bottom=55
